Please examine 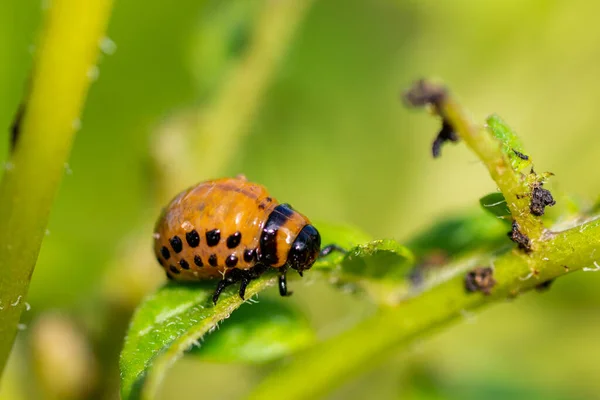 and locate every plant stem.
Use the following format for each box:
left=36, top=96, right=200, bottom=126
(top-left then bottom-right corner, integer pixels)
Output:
left=192, top=0, right=314, bottom=176
left=440, top=96, right=544, bottom=243
left=153, top=0, right=316, bottom=201
left=0, top=0, right=114, bottom=376
left=249, top=215, right=600, bottom=400
left=405, top=81, right=544, bottom=246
